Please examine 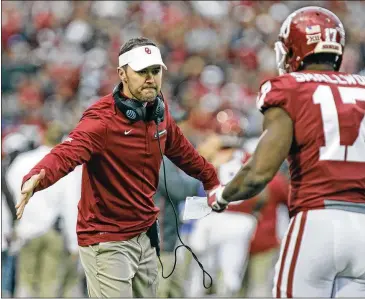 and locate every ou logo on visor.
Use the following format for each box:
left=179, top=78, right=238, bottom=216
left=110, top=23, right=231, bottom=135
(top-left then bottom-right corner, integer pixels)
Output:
left=145, top=47, right=151, bottom=54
